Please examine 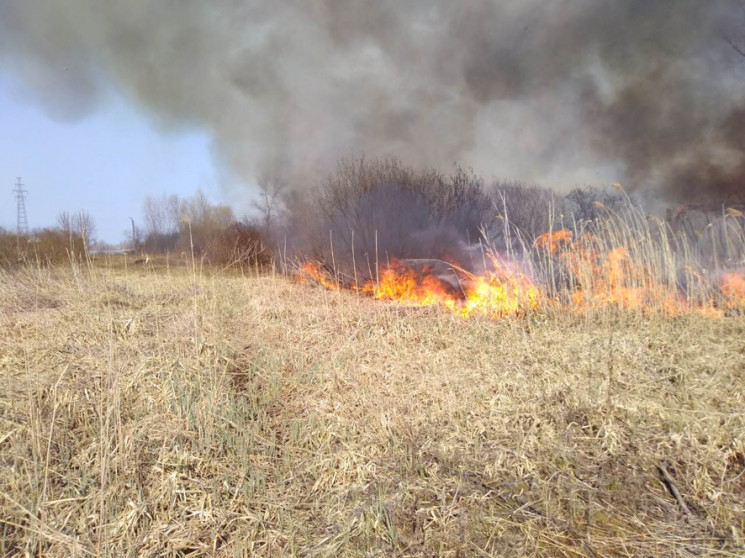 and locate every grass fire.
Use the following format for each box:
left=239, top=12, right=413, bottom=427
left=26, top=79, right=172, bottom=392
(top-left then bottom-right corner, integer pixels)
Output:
left=298, top=198, right=745, bottom=320
left=3, top=2, right=745, bottom=556
left=2, top=158, right=745, bottom=557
